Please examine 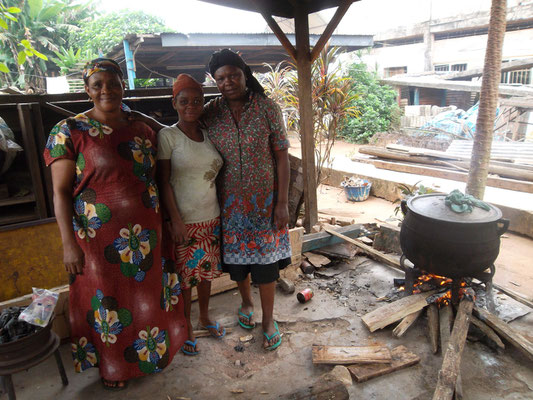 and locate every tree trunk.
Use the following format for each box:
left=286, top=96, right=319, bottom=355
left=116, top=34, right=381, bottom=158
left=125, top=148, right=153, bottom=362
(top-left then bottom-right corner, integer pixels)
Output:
left=466, top=0, right=507, bottom=199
